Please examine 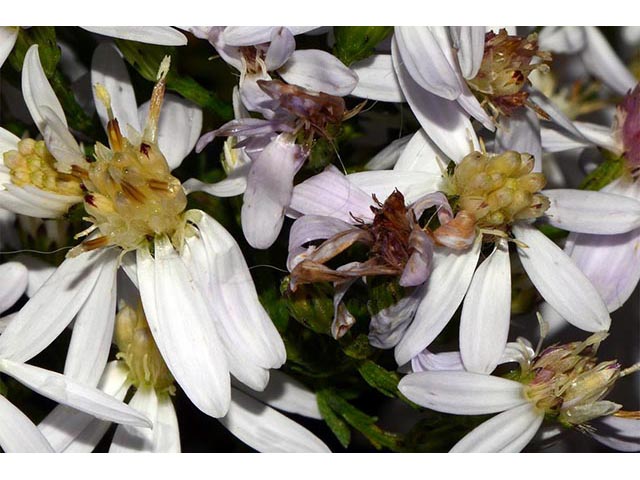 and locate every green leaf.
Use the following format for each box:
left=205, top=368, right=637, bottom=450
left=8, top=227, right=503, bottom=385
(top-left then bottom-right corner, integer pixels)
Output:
left=357, top=360, right=400, bottom=398
left=316, top=390, right=351, bottom=448
left=115, top=39, right=233, bottom=120
left=283, top=279, right=335, bottom=335
left=340, top=333, right=376, bottom=360
left=333, top=27, right=393, bottom=66
left=367, top=276, right=406, bottom=316
left=579, top=150, right=626, bottom=191
left=9, top=27, right=60, bottom=77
